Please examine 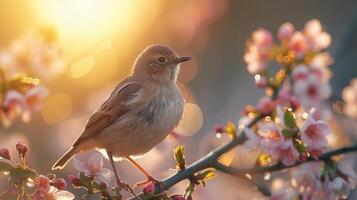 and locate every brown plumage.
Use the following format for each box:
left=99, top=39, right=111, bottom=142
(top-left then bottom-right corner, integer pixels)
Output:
left=52, top=44, right=190, bottom=188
